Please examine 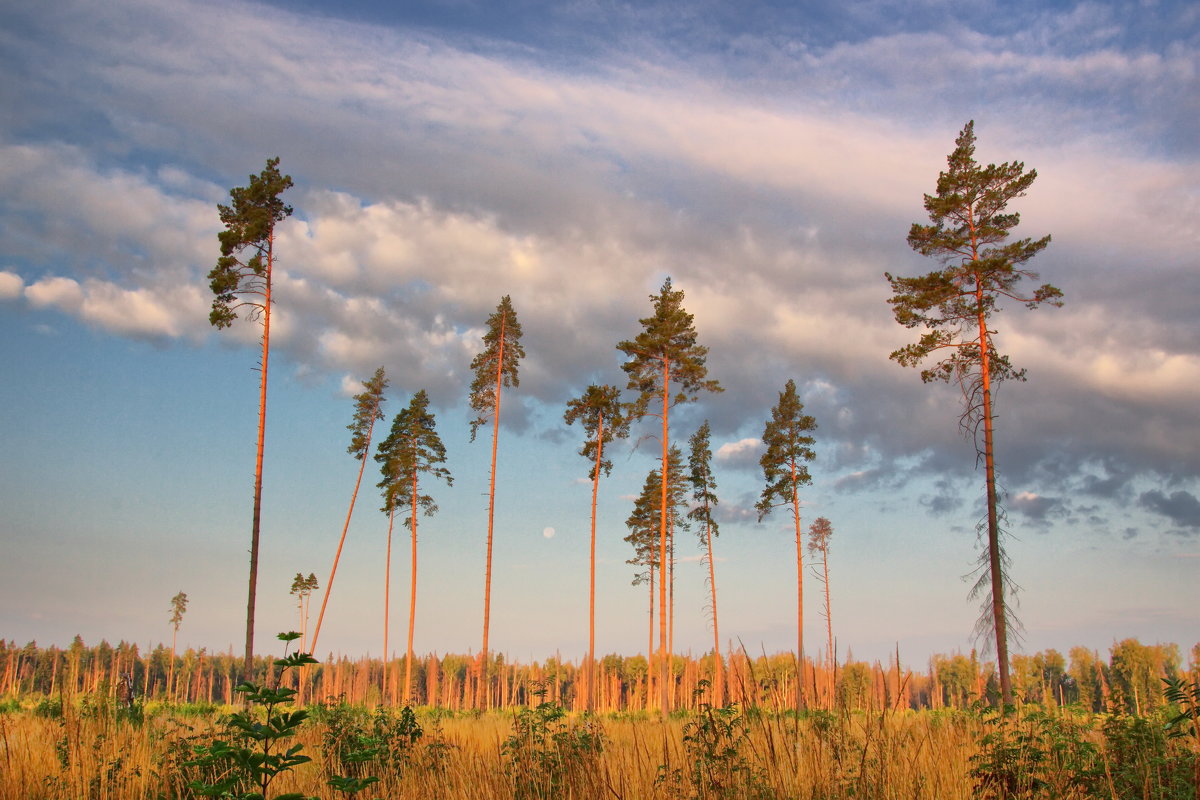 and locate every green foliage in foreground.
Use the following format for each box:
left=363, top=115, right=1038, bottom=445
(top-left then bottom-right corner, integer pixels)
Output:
left=182, top=633, right=379, bottom=800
